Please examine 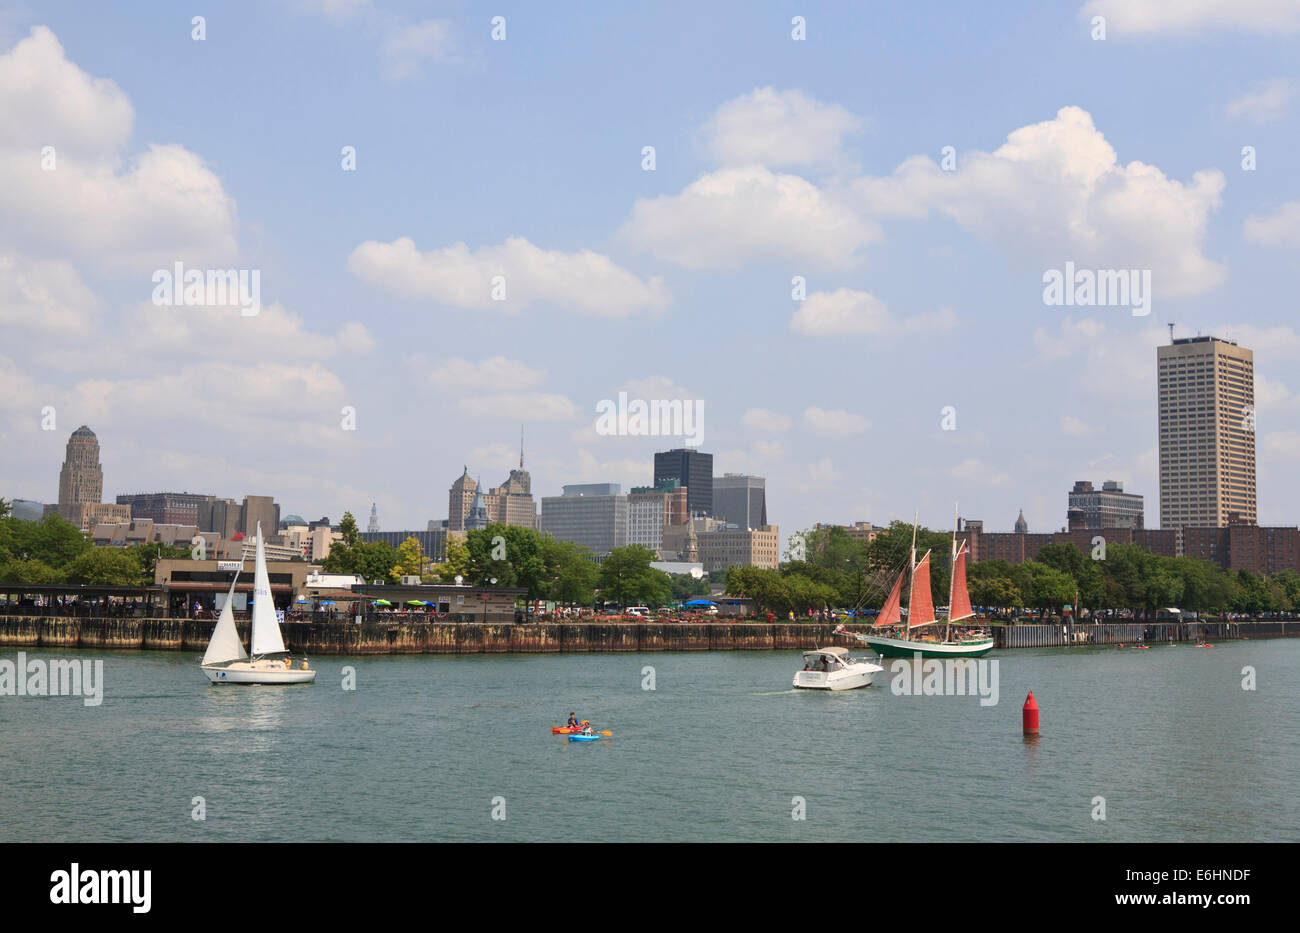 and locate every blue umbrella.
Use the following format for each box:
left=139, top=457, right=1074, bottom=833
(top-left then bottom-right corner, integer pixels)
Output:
left=683, top=599, right=716, bottom=607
